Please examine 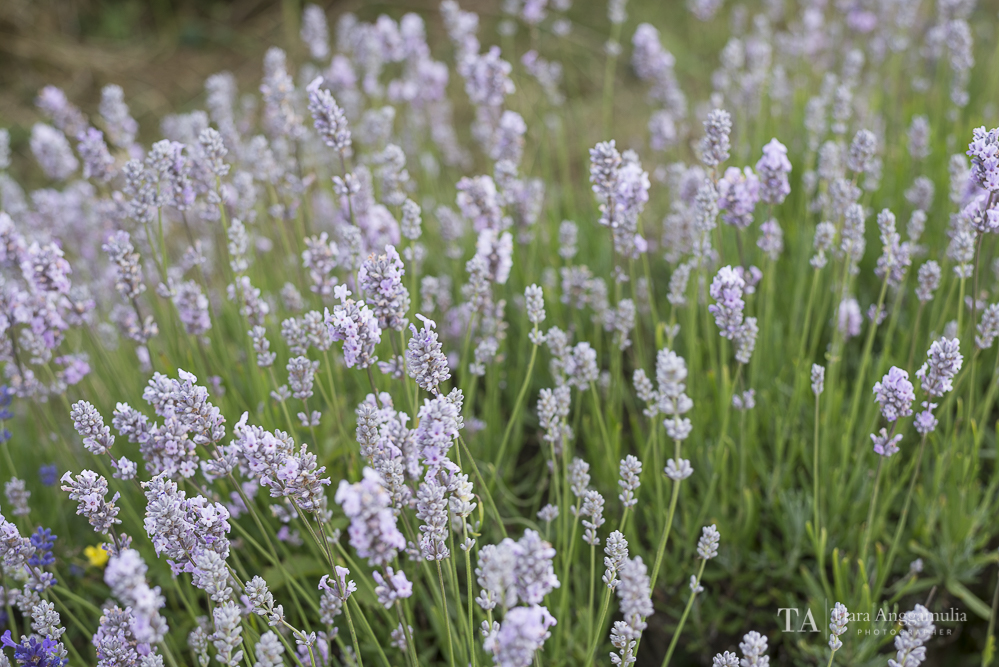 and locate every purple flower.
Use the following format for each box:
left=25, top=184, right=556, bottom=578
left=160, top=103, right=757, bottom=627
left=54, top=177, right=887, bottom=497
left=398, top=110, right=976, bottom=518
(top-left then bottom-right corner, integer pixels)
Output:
left=30, top=124, right=77, bottom=181
left=871, top=428, right=903, bottom=457
left=60, top=469, right=123, bottom=538
left=916, top=338, right=962, bottom=398
left=35, top=85, right=87, bottom=138
left=708, top=266, right=745, bottom=339
left=27, top=526, right=56, bottom=568
left=100, top=84, right=138, bottom=149
left=475, top=529, right=560, bottom=610
left=325, top=285, right=382, bottom=369
left=335, top=467, right=406, bottom=567
left=968, top=126, right=999, bottom=192
left=838, top=298, right=862, bottom=339
left=301, top=4, right=330, bottom=60
left=873, top=367, right=915, bottom=422
left=38, top=464, right=58, bottom=487
left=700, top=109, right=732, bottom=168
left=1, top=630, right=67, bottom=667
left=756, top=138, right=792, bottom=205
left=407, top=315, right=451, bottom=395
left=914, top=407, right=938, bottom=435
left=77, top=127, right=116, bottom=183
left=482, top=605, right=556, bottom=667
left=916, top=261, right=941, bottom=302
left=306, top=76, right=351, bottom=155
left=141, top=474, right=230, bottom=576
left=373, top=567, right=413, bottom=608
left=717, top=166, right=760, bottom=229
left=359, top=245, right=410, bottom=332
